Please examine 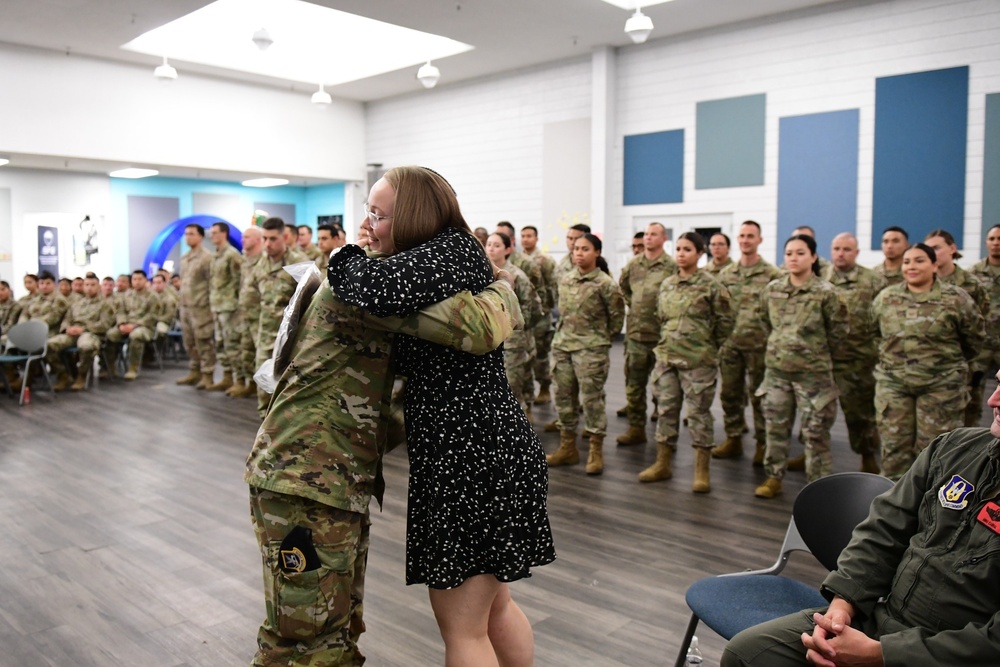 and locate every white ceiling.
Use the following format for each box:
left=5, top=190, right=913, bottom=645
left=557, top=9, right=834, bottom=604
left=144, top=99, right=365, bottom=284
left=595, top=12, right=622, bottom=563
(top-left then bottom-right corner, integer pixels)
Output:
left=0, top=0, right=854, bottom=102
